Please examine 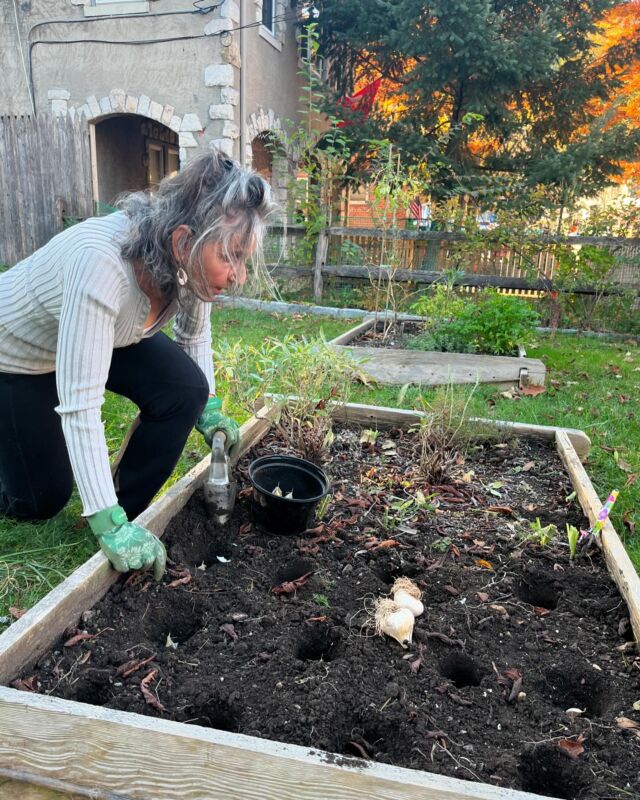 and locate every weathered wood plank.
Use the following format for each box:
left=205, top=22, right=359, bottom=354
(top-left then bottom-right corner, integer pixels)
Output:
left=0, top=774, right=85, bottom=799
left=328, top=226, right=640, bottom=247
left=0, top=411, right=277, bottom=684
left=335, top=346, right=546, bottom=388
left=556, top=430, right=640, bottom=644
left=0, top=114, right=93, bottom=266
left=327, top=317, right=375, bottom=346
left=259, top=397, right=591, bottom=458
left=0, top=688, right=555, bottom=800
